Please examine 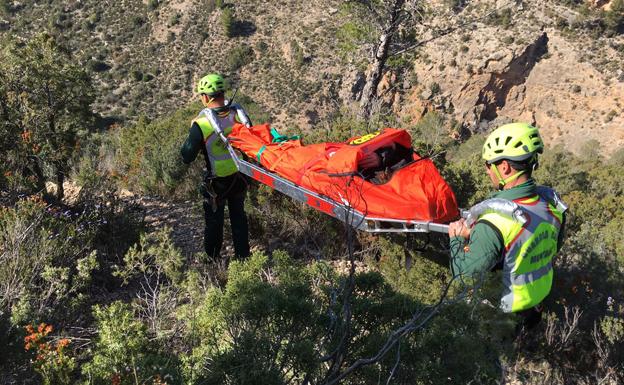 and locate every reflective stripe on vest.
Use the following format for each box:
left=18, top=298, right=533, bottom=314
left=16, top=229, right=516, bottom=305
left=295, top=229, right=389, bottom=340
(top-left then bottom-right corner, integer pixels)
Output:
left=477, top=188, right=565, bottom=313
left=193, top=108, right=238, bottom=177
